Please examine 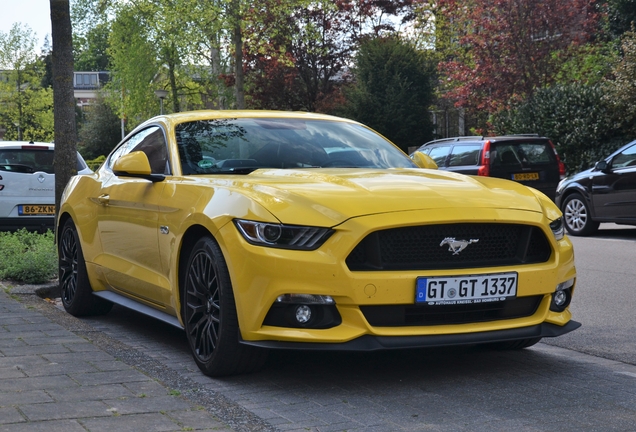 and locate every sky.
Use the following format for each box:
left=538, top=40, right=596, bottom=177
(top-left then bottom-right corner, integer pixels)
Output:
left=1, top=0, right=53, bottom=51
